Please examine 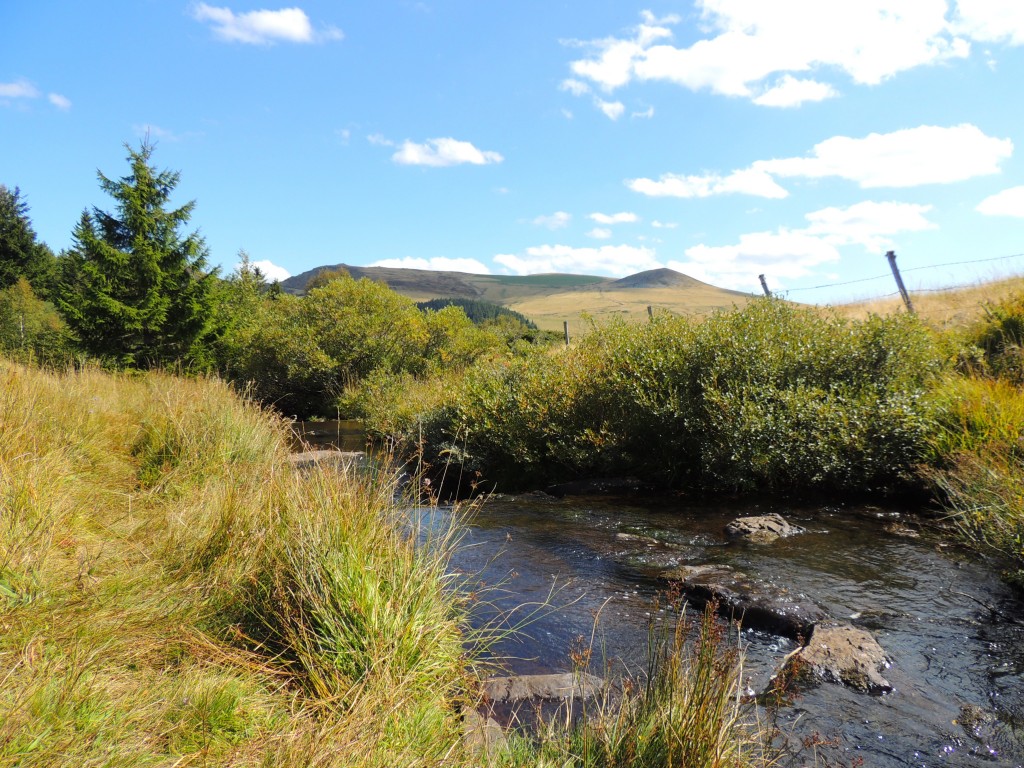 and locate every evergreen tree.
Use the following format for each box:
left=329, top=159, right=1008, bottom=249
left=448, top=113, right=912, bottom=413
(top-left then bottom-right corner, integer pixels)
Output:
left=0, top=185, right=57, bottom=297
left=58, top=141, right=216, bottom=367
